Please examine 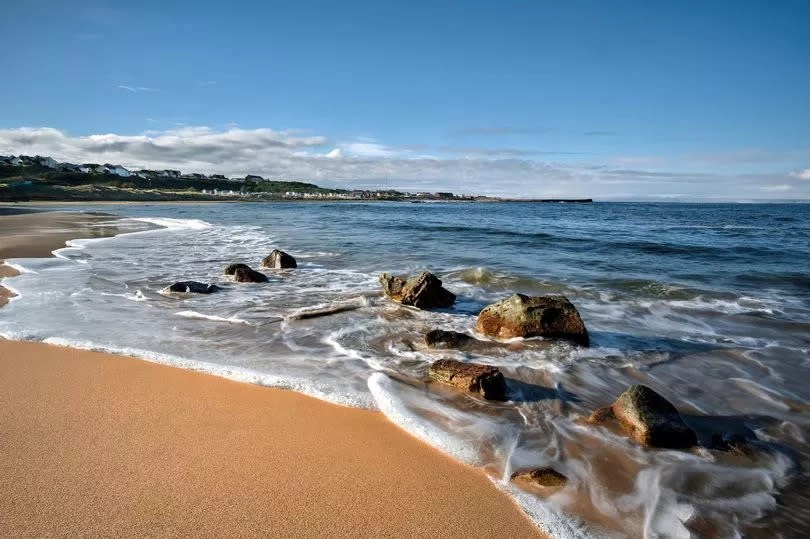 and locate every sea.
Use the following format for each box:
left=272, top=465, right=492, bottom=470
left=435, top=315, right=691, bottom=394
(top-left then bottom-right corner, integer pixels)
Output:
left=2, top=201, right=809, bottom=538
